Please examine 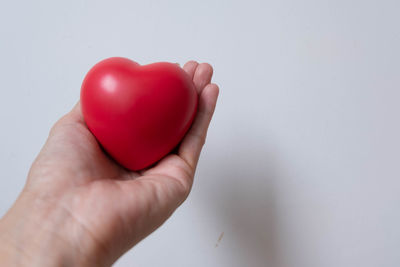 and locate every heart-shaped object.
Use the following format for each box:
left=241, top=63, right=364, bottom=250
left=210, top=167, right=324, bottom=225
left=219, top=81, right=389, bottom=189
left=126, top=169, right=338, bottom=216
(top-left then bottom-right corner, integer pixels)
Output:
left=80, top=57, right=198, bottom=171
